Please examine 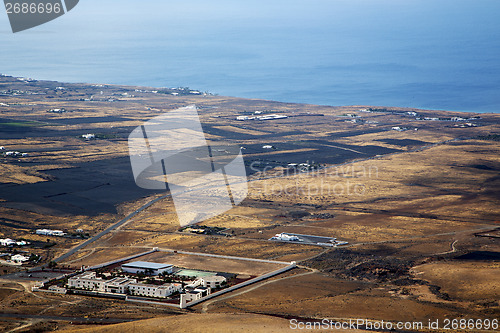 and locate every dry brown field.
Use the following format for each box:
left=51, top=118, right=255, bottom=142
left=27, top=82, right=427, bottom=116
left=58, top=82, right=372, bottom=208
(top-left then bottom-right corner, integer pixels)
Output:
left=1, top=76, right=499, bottom=331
